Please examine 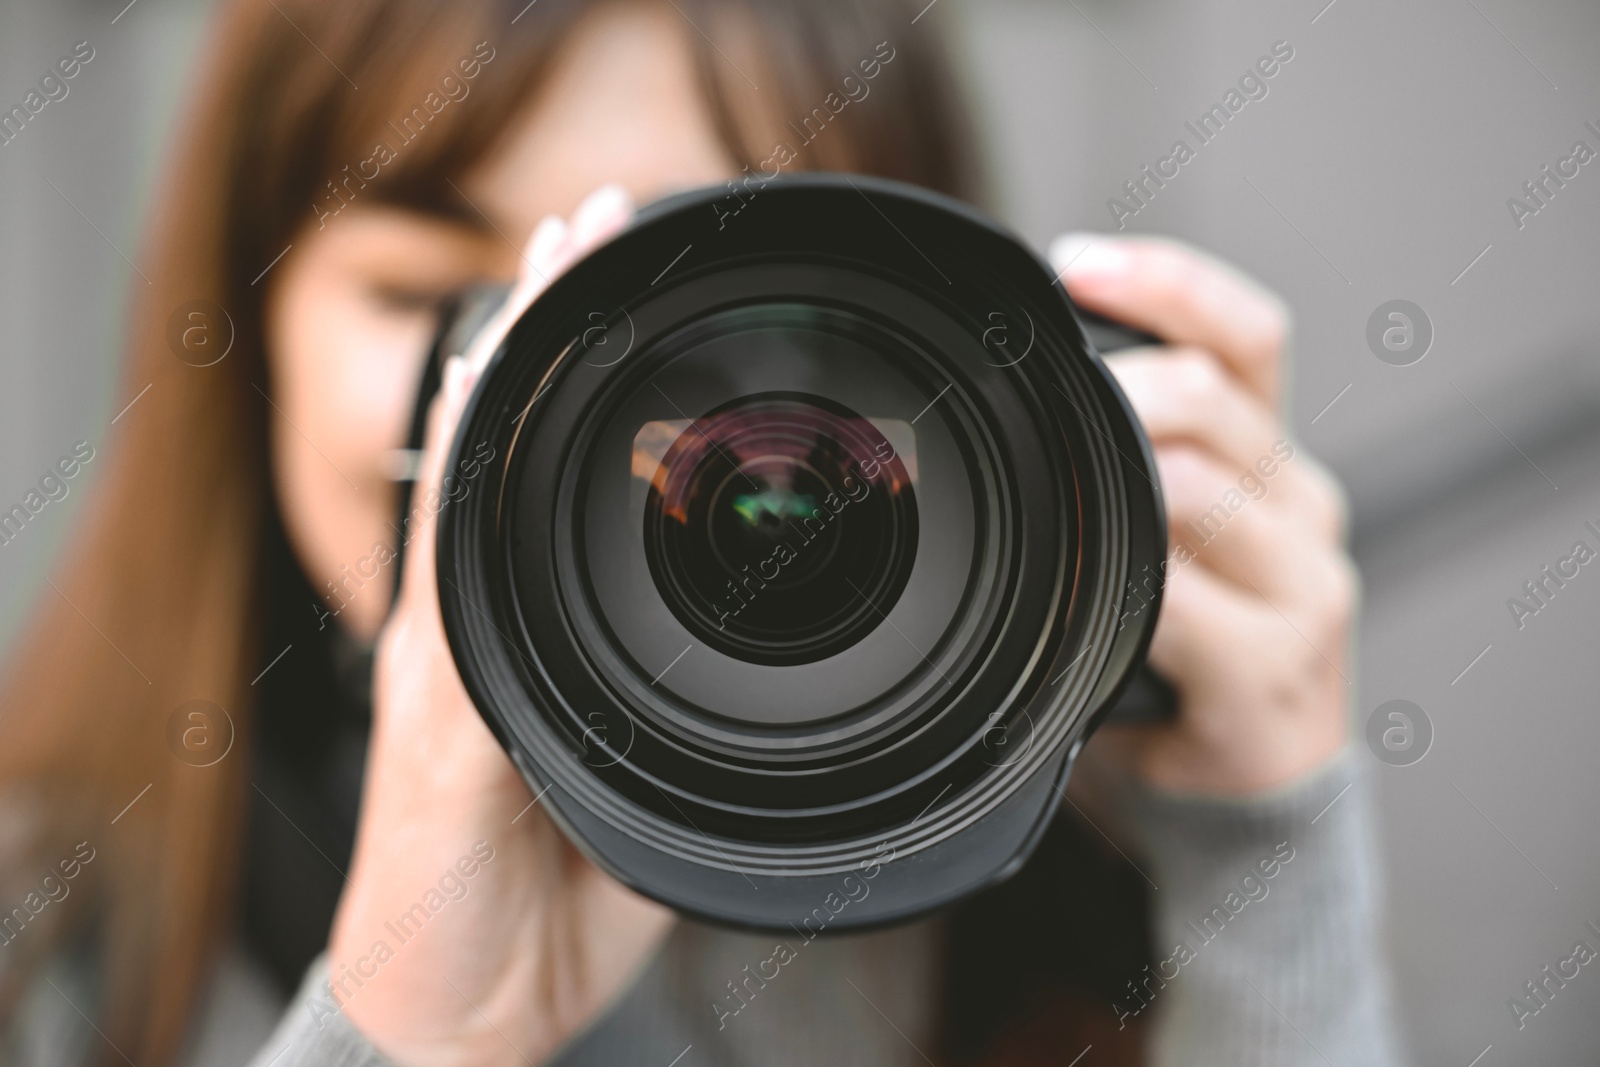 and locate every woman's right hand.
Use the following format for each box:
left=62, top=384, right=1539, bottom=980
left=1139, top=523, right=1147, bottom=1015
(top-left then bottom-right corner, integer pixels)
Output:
left=326, top=185, right=675, bottom=1067
left=1053, top=234, right=1353, bottom=796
